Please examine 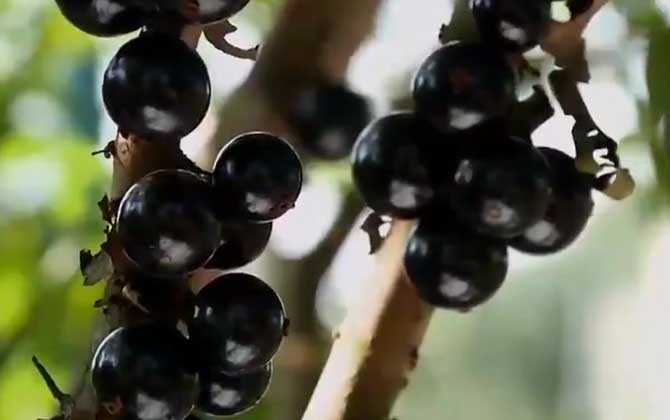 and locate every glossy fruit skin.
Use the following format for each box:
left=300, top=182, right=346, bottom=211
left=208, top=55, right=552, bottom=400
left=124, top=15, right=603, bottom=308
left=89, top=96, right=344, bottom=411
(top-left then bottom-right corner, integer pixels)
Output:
left=124, top=271, right=195, bottom=323
left=352, top=112, right=443, bottom=219
left=412, top=42, right=516, bottom=133
left=212, top=133, right=303, bottom=223
left=195, top=363, right=272, bottom=417
left=55, top=0, right=144, bottom=37
left=445, top=136, right=552, bottom=239
left=197, top=0, right=251, bottom=23
left=91, top=323, right=197, bottom=420
left=471, top=0, right=552, bottom=52
left=189, top=273, right=286, bottom=373
left=103, top=32, right=211, bottom=140
left=127, top=0, right=249, bottom=23
left=117, top=169, right=221, bottom=277
left=205, top=222, right=272, bottom=270
left=567, top=0, right=593, bottom=16
left=404, top=218, right=508, bottom=310
left=289, top=84, right=372, bottom=160
left=509, top=147, right=594, bottom=254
